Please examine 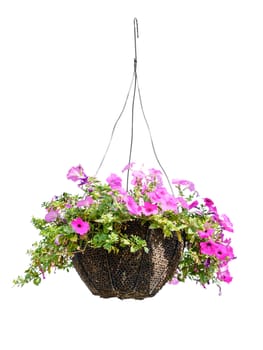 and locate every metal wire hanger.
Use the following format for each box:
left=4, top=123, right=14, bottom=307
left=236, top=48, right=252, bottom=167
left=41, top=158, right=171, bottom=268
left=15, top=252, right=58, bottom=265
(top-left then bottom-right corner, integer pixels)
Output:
left=95, top=18, right=173, bottom=194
